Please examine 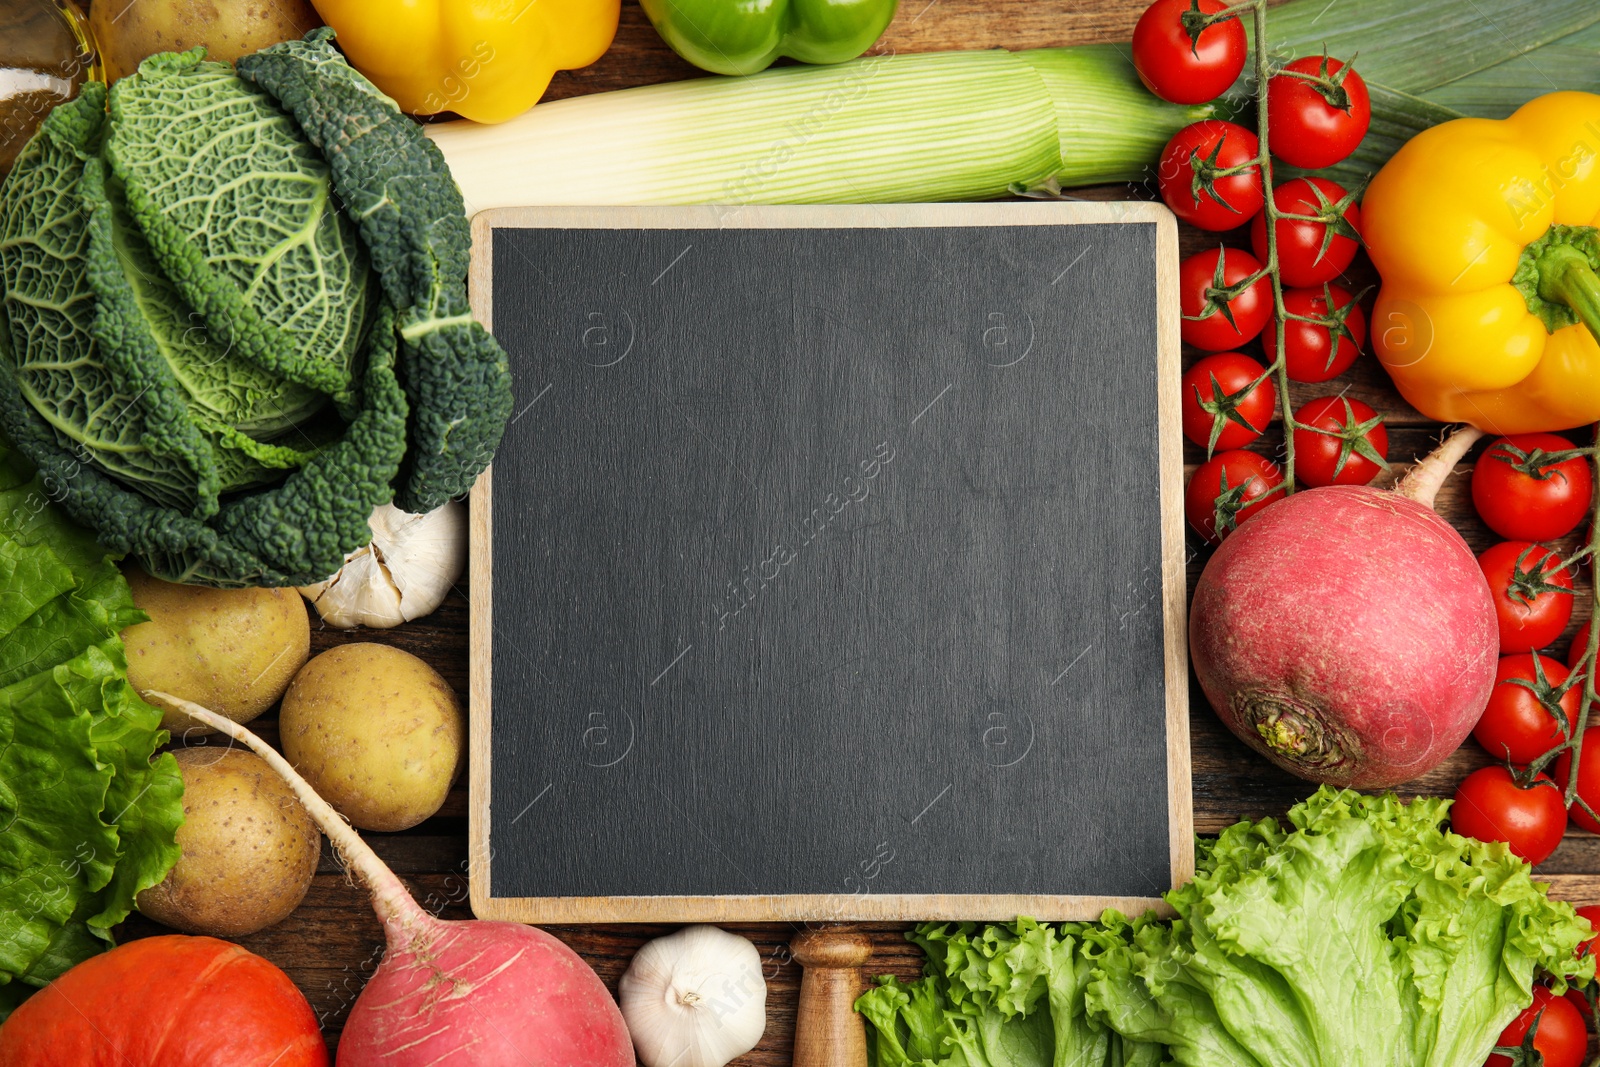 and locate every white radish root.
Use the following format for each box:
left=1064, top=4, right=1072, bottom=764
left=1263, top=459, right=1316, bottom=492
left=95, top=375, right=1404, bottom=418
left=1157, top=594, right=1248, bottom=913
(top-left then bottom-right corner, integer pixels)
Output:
left=1395, top=424, right=1484, bottom=508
